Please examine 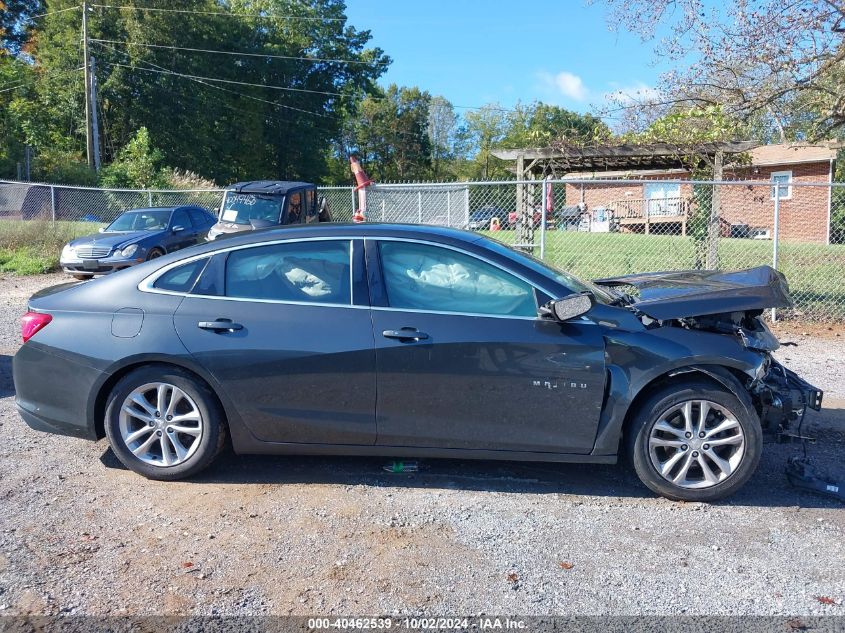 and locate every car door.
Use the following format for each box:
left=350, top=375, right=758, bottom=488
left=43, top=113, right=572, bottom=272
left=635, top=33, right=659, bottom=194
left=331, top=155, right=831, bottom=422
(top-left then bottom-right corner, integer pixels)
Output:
left=188, top=208, right=213, bottom=243
left=167, top=208, right=197, bottom=252
left=172, top=238, right=377, bottom=445
left=367, top=238, right=606, bottom=454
